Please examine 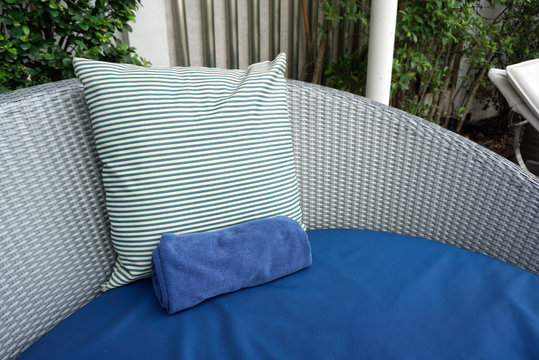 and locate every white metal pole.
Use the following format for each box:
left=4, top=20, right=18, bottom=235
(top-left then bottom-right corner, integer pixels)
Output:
left=365, top=0, right=399, bottom=105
